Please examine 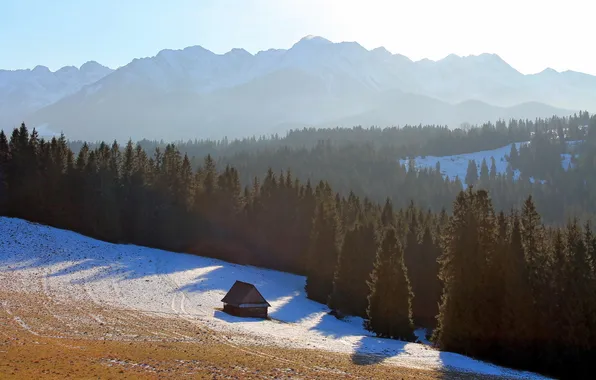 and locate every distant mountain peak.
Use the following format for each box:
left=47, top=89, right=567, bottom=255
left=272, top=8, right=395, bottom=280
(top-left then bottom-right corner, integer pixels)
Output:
left=292, top=35, right=332, bottom=48
left=443, top=53, right=462, bottom=60
left=32, top=65, right=50, bottom=73
left=539, top=67, right=559, bottom=74
left=371, top=46, right=392, bottom=59
left=80, top=61, right=110, bottom=72
left=225, top=48, right=253, bottom=58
